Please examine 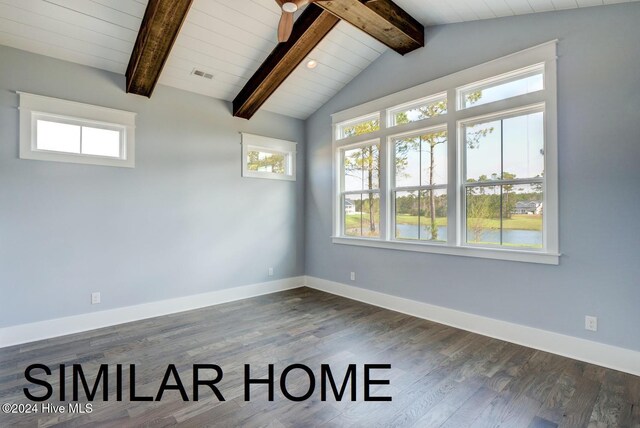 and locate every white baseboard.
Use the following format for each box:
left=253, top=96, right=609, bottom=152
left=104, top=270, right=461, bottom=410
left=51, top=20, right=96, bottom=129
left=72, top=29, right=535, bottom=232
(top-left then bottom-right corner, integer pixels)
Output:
left=305, top=276, right=640, bottom=377
left=4, top=275, right=639, bottom=377
left=0, top=277, right=305, bottom=348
